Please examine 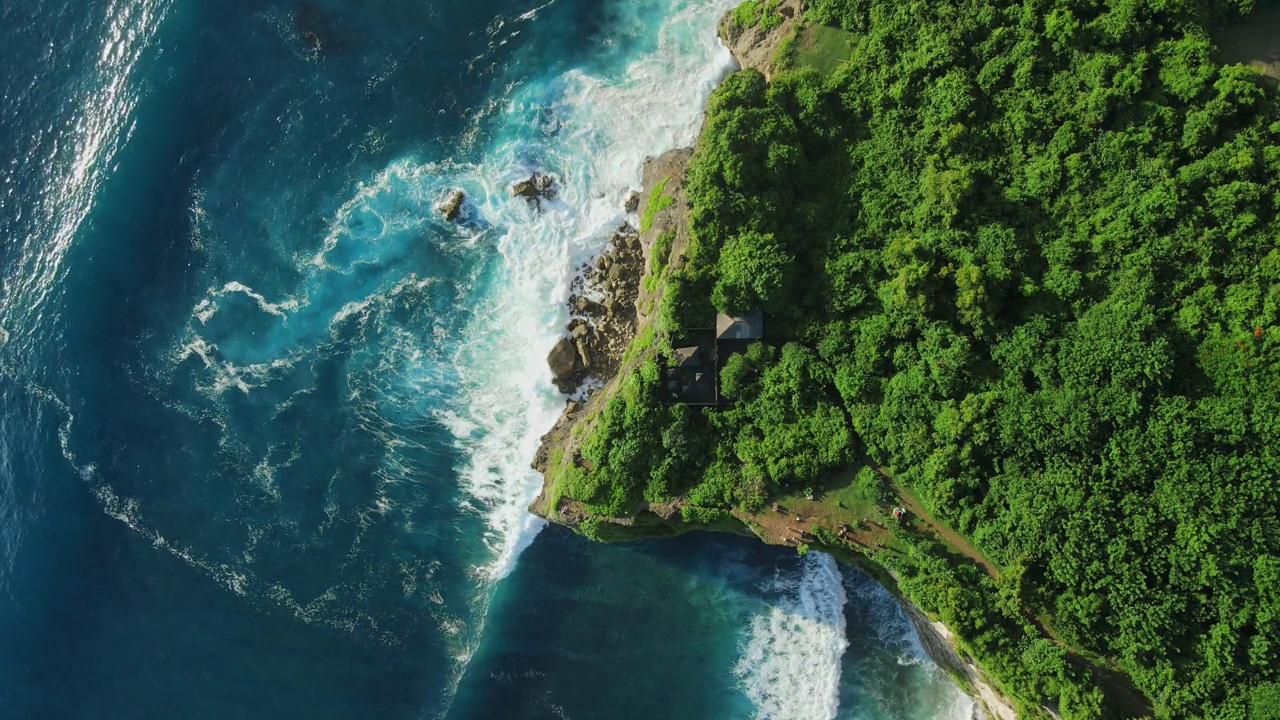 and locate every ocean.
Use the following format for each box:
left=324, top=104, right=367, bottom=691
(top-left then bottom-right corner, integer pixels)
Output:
left=0, top=0, right=976, bottom=717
